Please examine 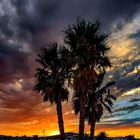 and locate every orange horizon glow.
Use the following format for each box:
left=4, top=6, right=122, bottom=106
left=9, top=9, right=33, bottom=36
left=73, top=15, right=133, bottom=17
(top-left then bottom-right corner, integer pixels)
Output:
left=0, top=121, right=140, bottom=138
